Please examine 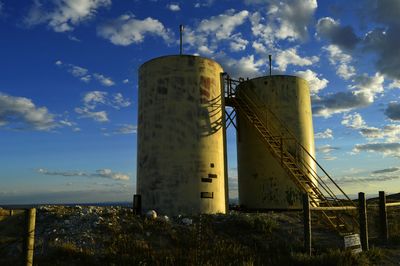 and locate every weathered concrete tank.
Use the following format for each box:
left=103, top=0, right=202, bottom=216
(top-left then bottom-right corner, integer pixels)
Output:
left=237, top=75, right=316, bottom=209
left=137, top=55, right=227, bottom=215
